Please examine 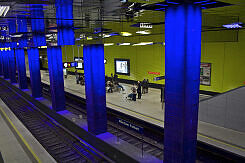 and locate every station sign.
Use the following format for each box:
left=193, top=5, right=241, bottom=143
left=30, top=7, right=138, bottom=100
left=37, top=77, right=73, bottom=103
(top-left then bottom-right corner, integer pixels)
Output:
left=63, top=62, right=77, bottom=68
left=117, top=118, right=143, bottom=134
left=148, top=71, right=160, bottom=75
left=140, top=23, right=152, bottom=29
left=153, top=76, right=165, bottom=81
left=0, top=26, right=8, bottom=31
